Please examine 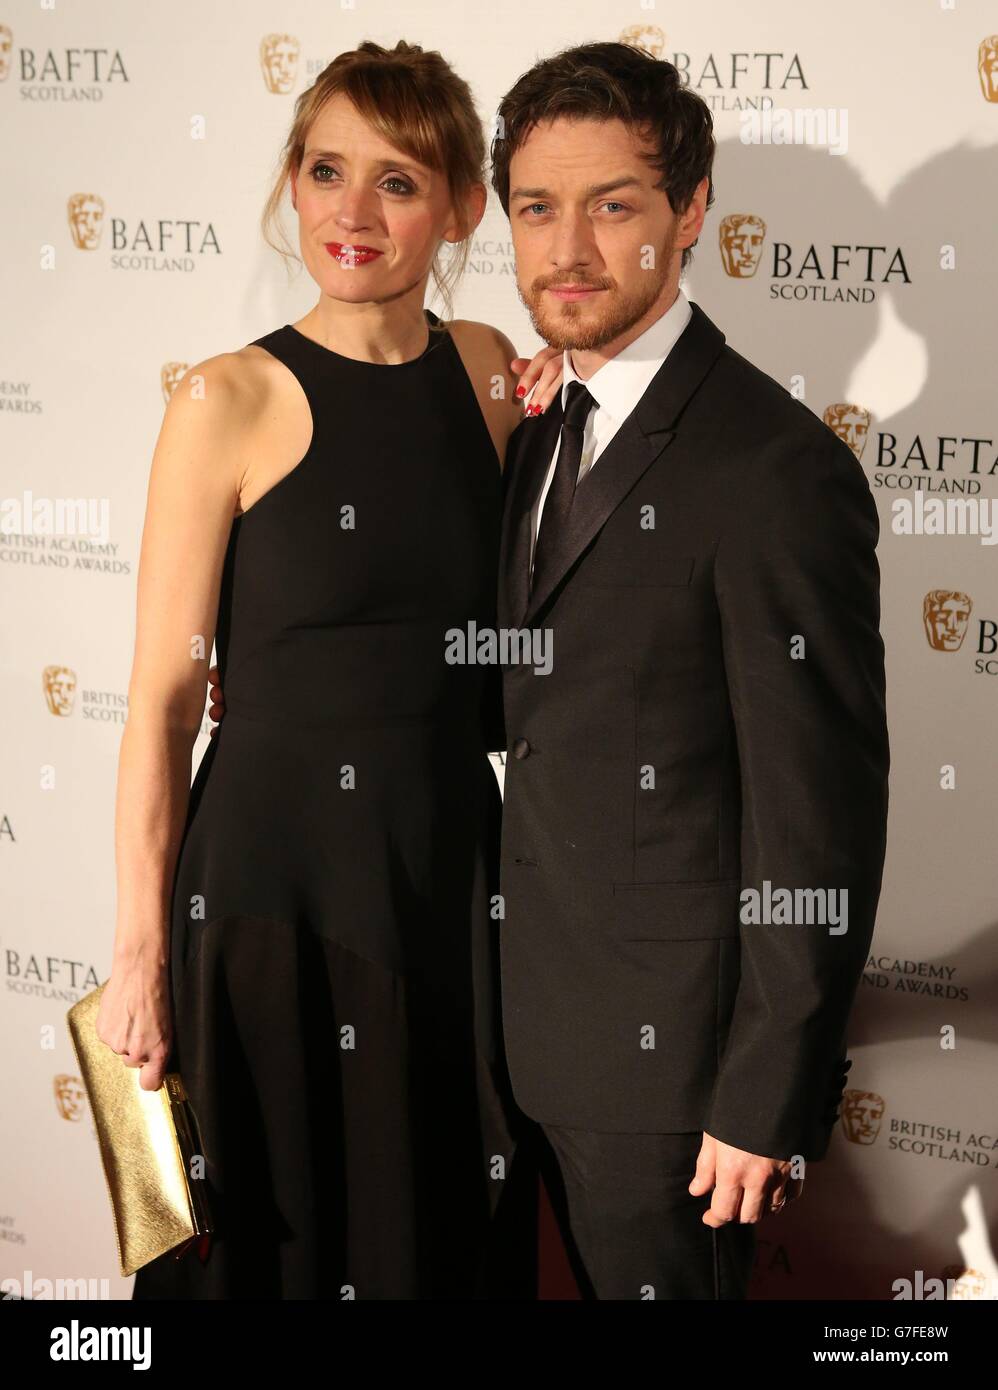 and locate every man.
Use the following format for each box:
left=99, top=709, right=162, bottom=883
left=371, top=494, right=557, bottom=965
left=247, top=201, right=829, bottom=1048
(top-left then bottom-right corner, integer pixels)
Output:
left=488, top=42, right=888, bottom=1299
